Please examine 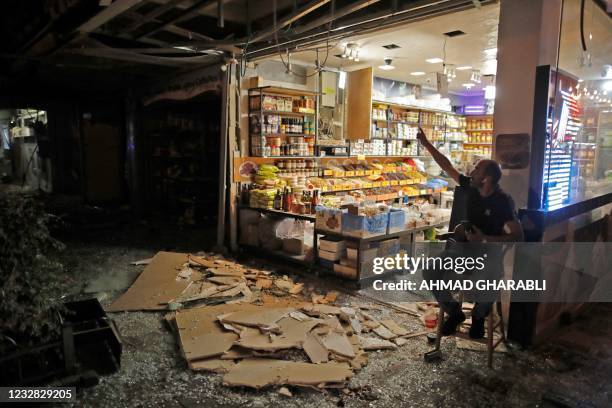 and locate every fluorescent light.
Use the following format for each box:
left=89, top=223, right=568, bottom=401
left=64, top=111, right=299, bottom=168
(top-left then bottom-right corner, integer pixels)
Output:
left=338, top=71, right=346, bottom=89
left=410, top=71, right=426, bottom=76
left=457, top=66, right=472, bottom=70
left=426, top=57, right=444, bottom=64
left=462, top=83, right=474, bottom=89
